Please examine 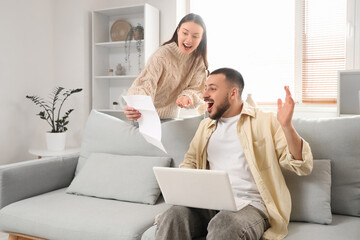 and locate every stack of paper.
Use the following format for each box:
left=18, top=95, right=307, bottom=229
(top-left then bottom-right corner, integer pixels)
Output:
left=122, top=95, right=167, bottom=153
